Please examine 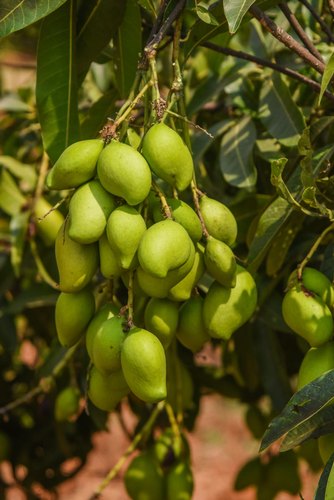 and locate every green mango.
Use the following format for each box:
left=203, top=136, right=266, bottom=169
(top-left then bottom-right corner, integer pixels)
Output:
left=318, top=433, right=334, bottom=464
left=34, top=196, right=64, bottom=246
left=87, top=365, right=129, bottom=412
left=138, top=220, right=192, bottom=278
left=168, top=243, right=205, bottom=302
left=92, top=316, right=125, bottom=374
left=297, top=342, right=334, bottom=389
left=54, top=387, right=81, bottom=422
left=166, top=461, right=194, bottom=500
left=46, top=139, right=104, bottom=190
left=203, top=265, right=257, bottom=340
left=288, top=267, right=334, bottom=309
left=282, top=286, right=333, bottom=347
left=136, top=241, right=195, bottom=298
left=106, top=205, right=146, bottom=270
left=55, top=288, right=95, bottom=347
left=97, top=140, right=152, bottom=205
left=121, top=328, right=167, bottom=403
left=153, top=197, right=202, bottom=242
left=98, top=232, right=123, bottom=279
left=144, top=298, right=179, bottom=349
left=124, top=450, right=164, bottom=500
left=141, top=123, right=194, bottom=191
left=55, top=222, right=99, bottom=293
left=177, top=296, right=210, bottom=353
left=204, top=236, right=237, bottom=288
left=153, top=428, right=190, bottom=466
left=86, top=303, right=120, bottom=359
left=68, top=180, right=115, bottom=244
left=199, top=195, right=237, bottom=246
